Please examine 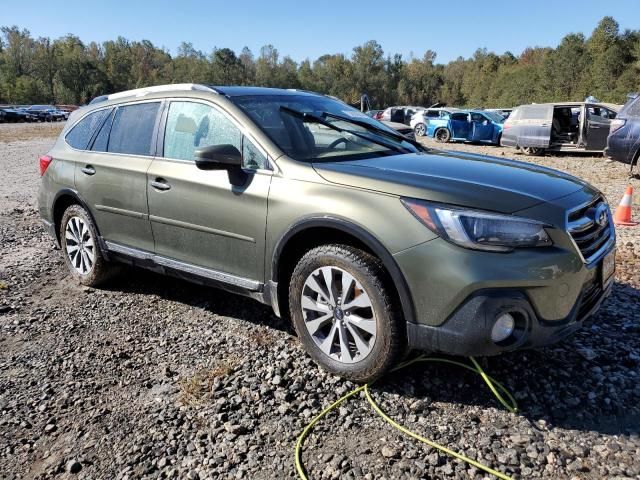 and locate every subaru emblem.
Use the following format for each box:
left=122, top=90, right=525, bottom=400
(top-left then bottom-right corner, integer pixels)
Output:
left=595, top=204, right=608, bottom=227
